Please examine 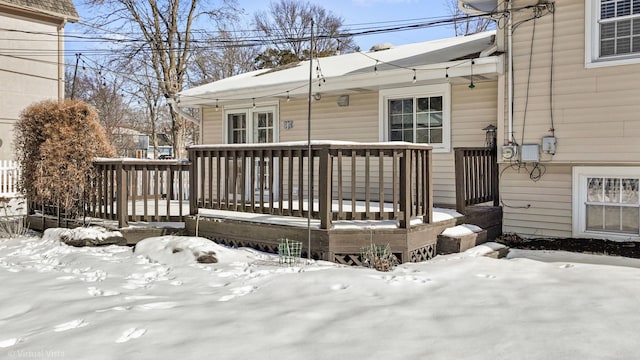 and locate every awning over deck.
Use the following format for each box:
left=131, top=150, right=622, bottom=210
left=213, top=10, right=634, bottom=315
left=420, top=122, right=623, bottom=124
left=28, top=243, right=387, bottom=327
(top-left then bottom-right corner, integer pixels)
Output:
left=177, top=31, right=501, bottom=107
